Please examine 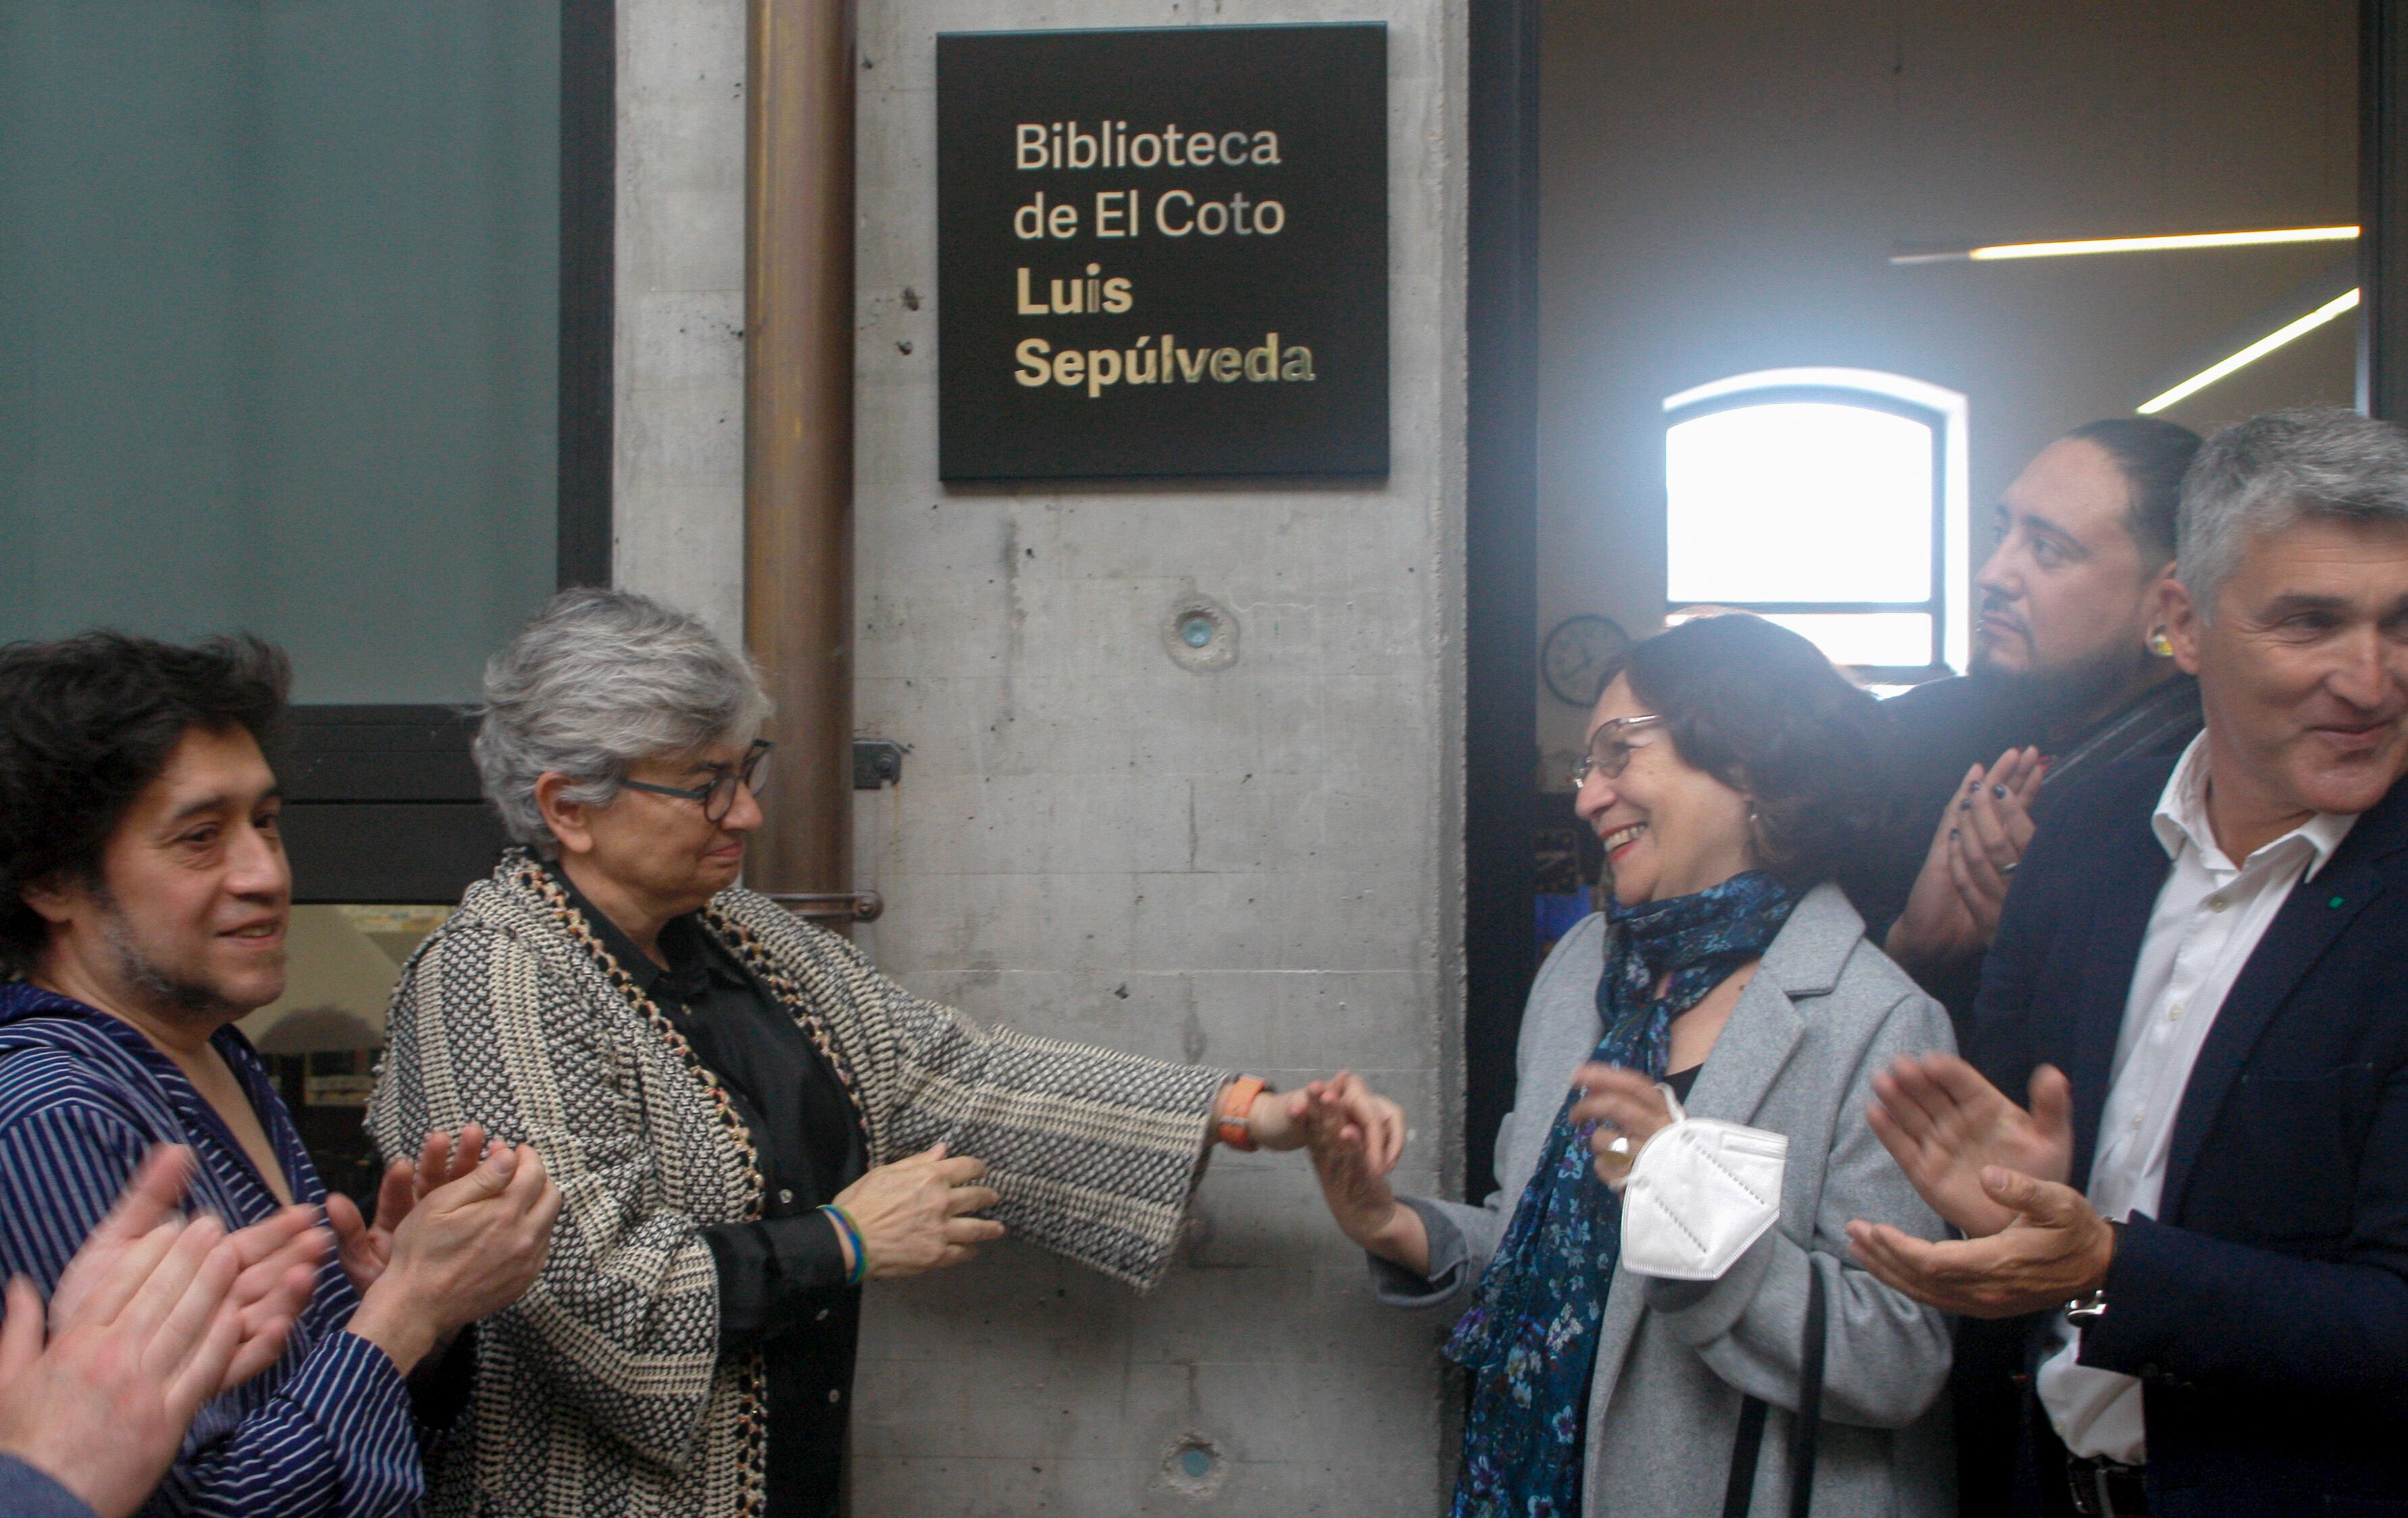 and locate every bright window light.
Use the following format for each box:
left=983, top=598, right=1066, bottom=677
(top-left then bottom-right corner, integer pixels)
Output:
left=1756, top=612, right=1934, bottom=668
left=1666, top=403, right=1934, bottom=605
